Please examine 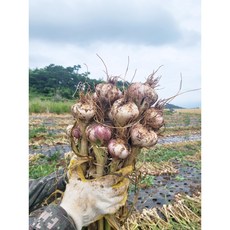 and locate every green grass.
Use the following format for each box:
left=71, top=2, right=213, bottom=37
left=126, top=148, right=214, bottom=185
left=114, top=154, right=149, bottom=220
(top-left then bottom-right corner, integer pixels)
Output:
left=182, top=158, right=201, bottom=170
left=138, top=141, right=201, bottom=163
left=139, top=148, right=190, bottom=163
left=183, top=114, right=191, bottom=126
left=29, top=162, right=58, bottom=179
left=164, top=109, right=175, bottom=115
left=29, top=152, right=63, bottom=179
left=29, top=126, right=47, bottom=139
left=175, top=175, right=185, bottom=181
left=29, top=98, right=75, bottom=114
left=141, top=175, right=155, bottom=187
left=163, top=109, right=201, bottom=128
